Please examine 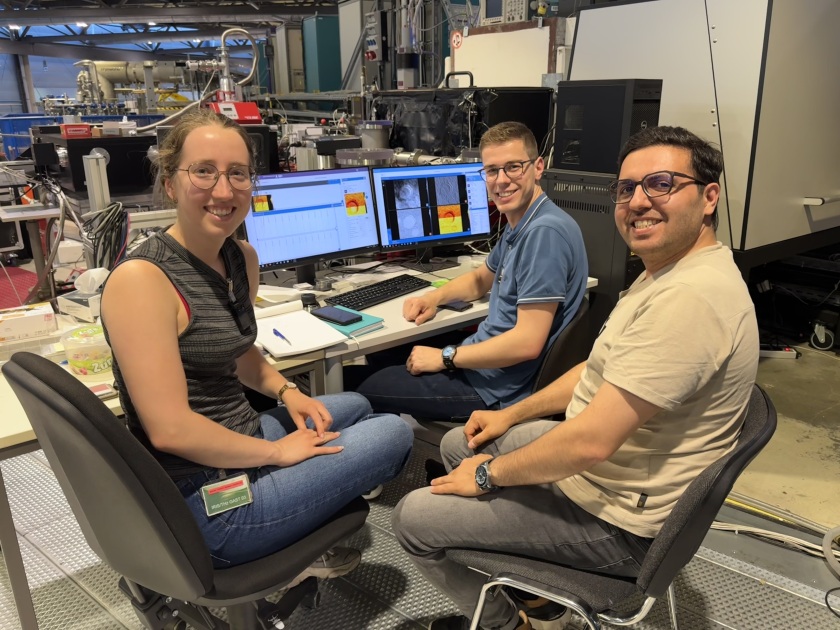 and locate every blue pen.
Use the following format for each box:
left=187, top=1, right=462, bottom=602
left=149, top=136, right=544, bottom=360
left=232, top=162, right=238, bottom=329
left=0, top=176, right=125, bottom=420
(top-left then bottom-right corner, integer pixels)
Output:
left=273, top=328, right=292, bottom=345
